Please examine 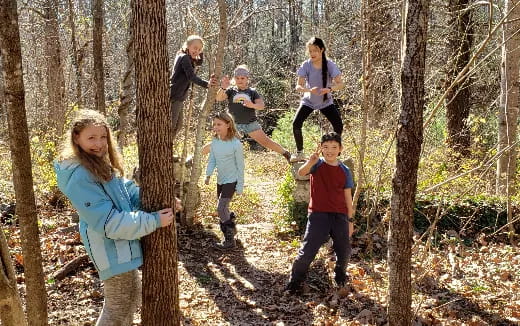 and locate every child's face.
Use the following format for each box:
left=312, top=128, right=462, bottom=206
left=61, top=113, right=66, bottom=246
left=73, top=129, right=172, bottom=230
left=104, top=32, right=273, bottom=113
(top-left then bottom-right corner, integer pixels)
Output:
left=187, top=40, right=203, bottom=60
left=234, top=75, right=249, bottom=89
left=74, top=124, right=108, bottom=157
left=213, top=118, right=230, bottom=138
left=320, top=140, right=342, bottom=163
left=307, top=45, right=324, bottom=62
